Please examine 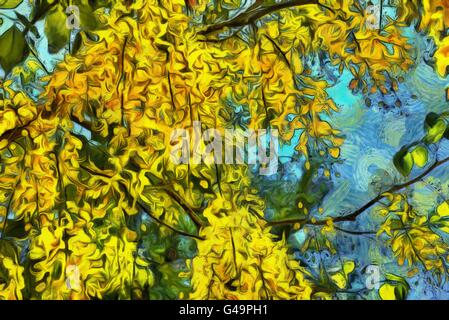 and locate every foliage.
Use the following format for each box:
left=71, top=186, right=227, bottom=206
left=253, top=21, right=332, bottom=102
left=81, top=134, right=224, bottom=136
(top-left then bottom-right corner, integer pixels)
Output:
left=0, top=0, right=449, bottom=300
